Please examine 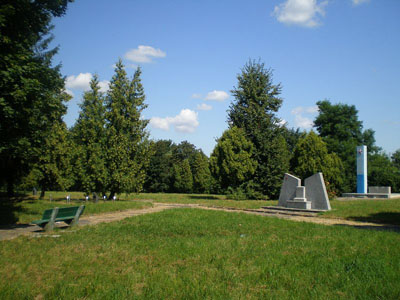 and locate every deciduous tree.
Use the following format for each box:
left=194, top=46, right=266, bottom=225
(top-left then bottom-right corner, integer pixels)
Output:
left=0, top=0, right=72, bottom=195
